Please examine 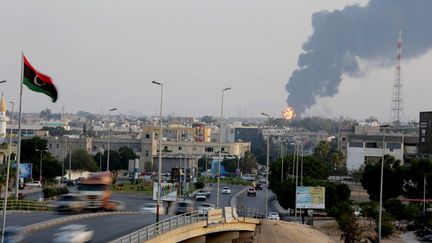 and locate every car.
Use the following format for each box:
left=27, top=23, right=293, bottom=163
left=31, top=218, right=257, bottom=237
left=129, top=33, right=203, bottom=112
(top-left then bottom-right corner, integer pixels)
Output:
left=196, top=203, right=215, bottom=215
left=139, top=202, right=166, bottom=214
left=66, top=180, right=76, bottom=186
left=259, top=178, right=267, bottom=184
left=221, top=187, right=231, bottom=194
left=52, top=224, right=94, bottom=243
left=193, top=189, right=211, bottom=198
left=247, top=188, right=256, bottom=197
left=194, top=193, right=207, bottom=201
left=174, top=201, right=194, bottom=215
left=53, top=194, right=85, bottom=213
left=255, top=183, right=264, bottom=190
left=2, top=226, right=25, bottom=243
left=268, top=212, right=280, bottom=220
left=26, top=181, right=41, bottom=188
